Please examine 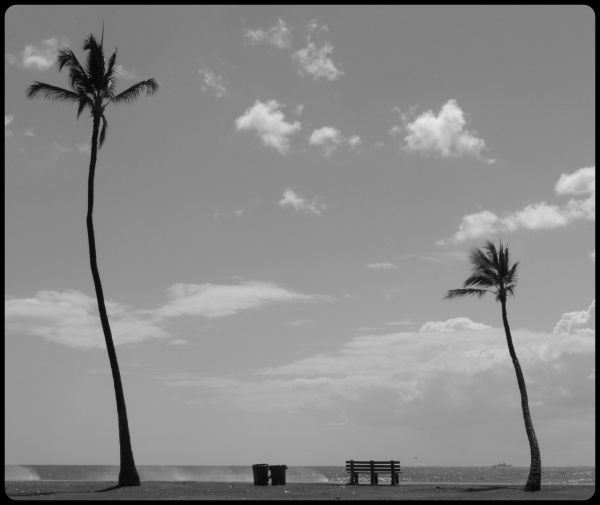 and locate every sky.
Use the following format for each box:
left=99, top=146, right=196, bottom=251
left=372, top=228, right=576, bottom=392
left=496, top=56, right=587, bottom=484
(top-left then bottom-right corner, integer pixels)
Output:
left=4, top=5, right=595, bottom=468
